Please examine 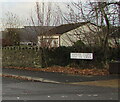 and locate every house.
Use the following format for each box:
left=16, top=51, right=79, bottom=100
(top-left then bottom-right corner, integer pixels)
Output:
left=1, top=22, right=119, bottom=48
left=37, top=22, right=101, bottom=48
left=2, top=26, right=55, bottom=46
left=19, top=26, right=55, bottom=46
